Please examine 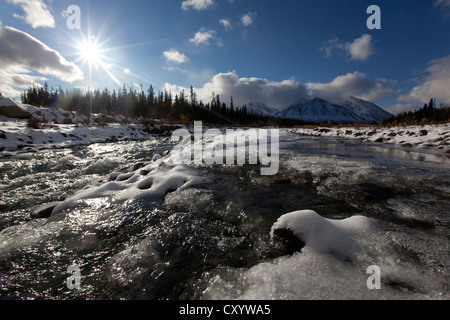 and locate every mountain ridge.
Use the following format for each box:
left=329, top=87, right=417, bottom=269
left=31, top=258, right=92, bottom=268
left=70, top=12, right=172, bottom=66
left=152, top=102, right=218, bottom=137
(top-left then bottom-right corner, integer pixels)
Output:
left=245, top=101, right=279, bottom=117
left=244, top=96, right=393, bottom=124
